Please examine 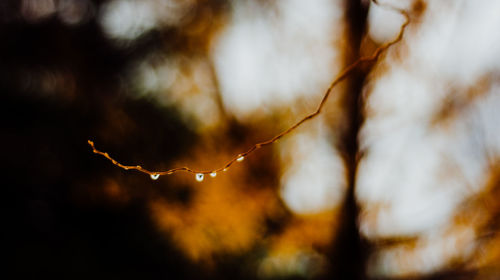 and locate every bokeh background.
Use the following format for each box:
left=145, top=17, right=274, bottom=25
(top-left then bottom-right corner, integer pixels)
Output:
left=2, top=0, right=500, bottom=279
